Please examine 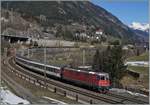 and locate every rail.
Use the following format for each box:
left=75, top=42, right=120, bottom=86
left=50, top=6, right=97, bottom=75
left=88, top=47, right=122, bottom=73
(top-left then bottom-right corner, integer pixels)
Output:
left=3, top=56, right=148, bottom=104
